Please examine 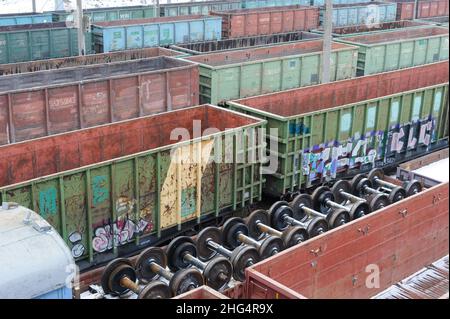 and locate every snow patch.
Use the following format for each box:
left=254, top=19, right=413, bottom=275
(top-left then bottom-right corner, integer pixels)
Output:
left=412, top=157, right=449, bottom=183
